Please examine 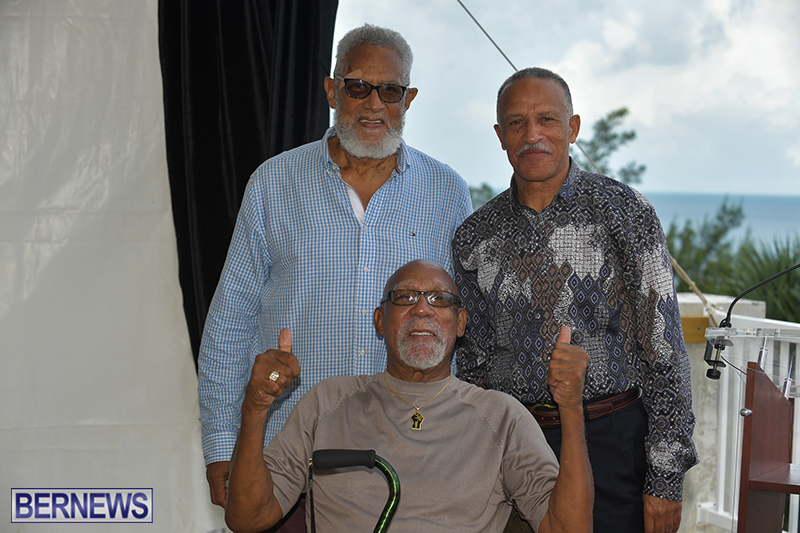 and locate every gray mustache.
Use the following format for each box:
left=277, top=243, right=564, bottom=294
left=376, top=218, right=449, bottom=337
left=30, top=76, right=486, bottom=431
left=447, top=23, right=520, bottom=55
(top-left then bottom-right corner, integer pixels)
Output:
left=400, top=319, right=444, bottom=340
left=517, top=142, right=551, bottom=156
